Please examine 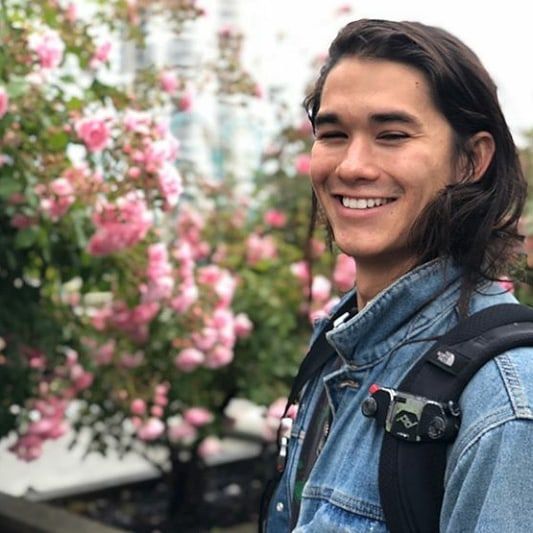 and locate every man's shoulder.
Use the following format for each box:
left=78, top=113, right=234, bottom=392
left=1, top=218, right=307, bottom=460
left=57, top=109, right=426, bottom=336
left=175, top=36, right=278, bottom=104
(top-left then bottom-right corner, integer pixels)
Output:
left=446, top=345, right=533, bottom=476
